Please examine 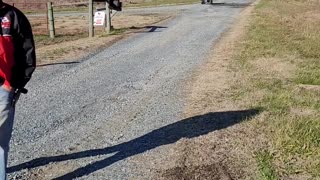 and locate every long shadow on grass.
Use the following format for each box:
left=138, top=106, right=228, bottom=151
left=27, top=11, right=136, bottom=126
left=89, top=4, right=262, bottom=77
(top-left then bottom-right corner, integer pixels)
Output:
left=8, top=109, right=261, bottom=179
